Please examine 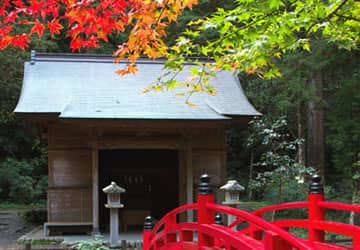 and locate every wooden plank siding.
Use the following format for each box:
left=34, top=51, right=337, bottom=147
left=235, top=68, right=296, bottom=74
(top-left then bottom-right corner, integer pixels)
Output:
left=47, top=188, right=92, bottom=222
